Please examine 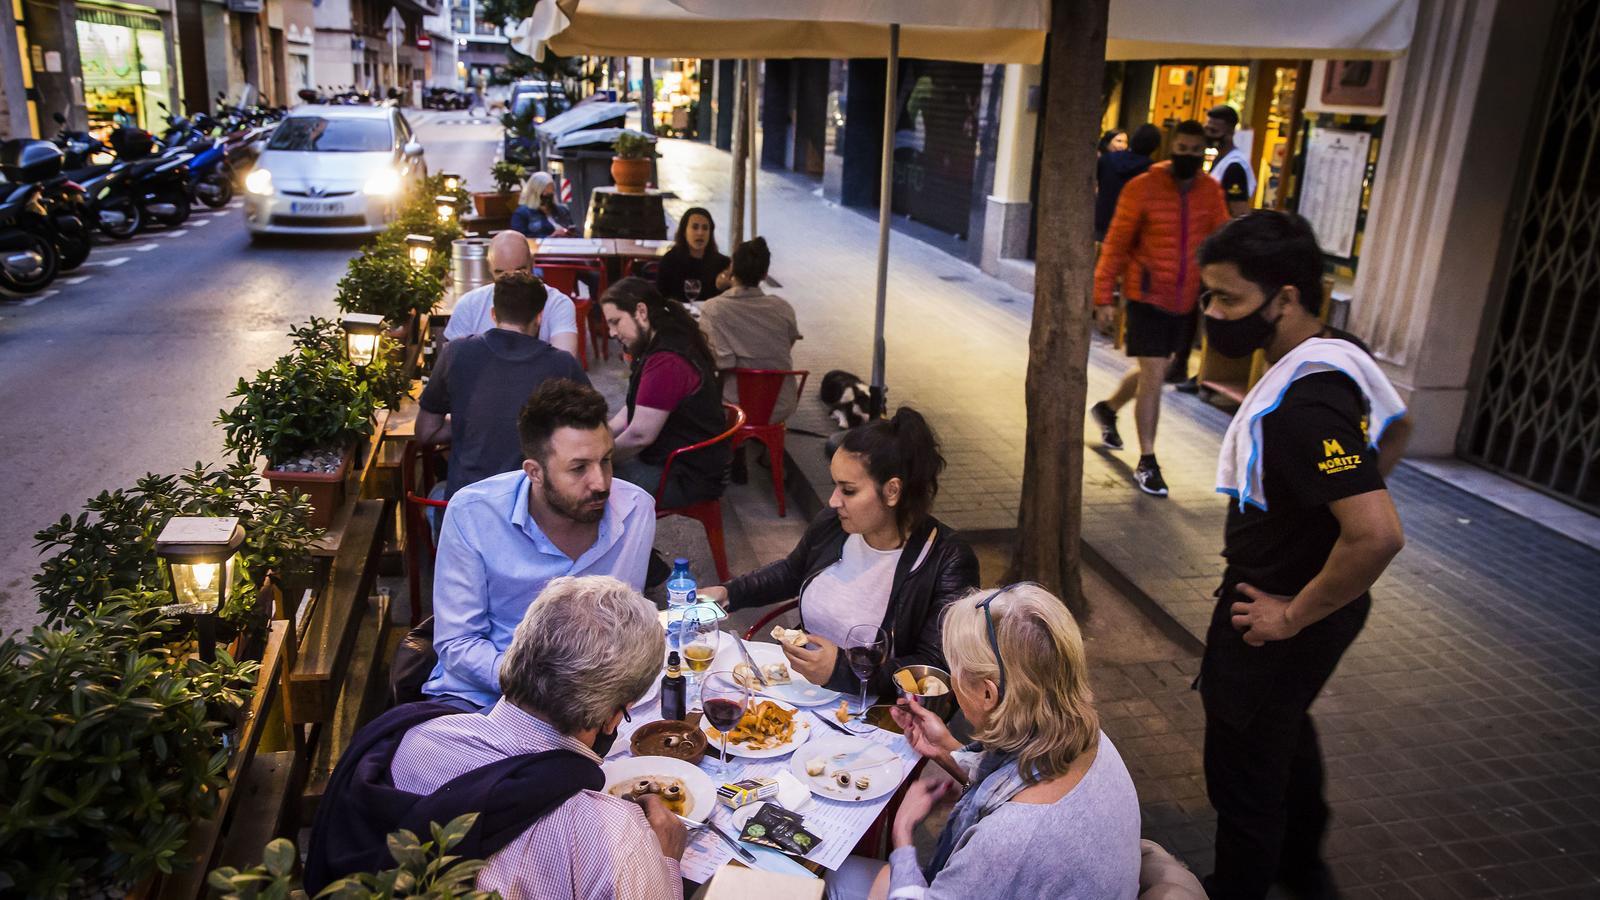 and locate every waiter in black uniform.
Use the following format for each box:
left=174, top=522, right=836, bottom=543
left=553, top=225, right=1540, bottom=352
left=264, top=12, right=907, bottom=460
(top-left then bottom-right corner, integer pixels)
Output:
left=1194, top=212, right=1412, bottom=899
